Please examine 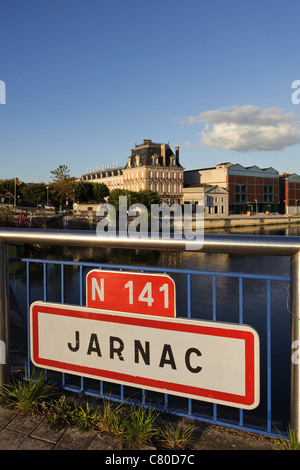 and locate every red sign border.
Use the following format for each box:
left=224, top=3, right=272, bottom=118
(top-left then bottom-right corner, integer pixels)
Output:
left=86, top=269, right=176, bottom=317
left=30, top=302, right=259, bottom=409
